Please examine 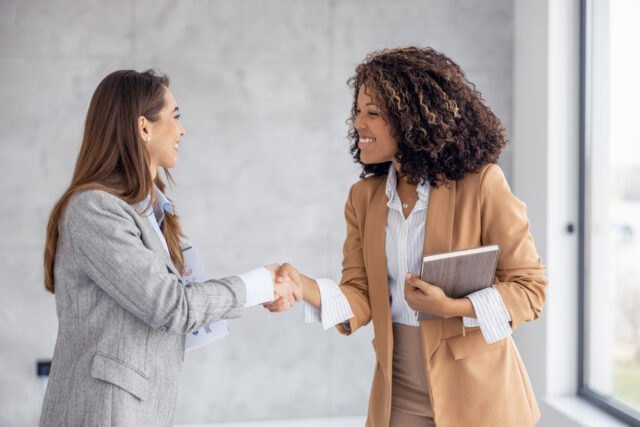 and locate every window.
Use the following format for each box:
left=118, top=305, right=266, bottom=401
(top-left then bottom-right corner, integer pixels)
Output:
left=580, top=0, right=640, bottom=424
